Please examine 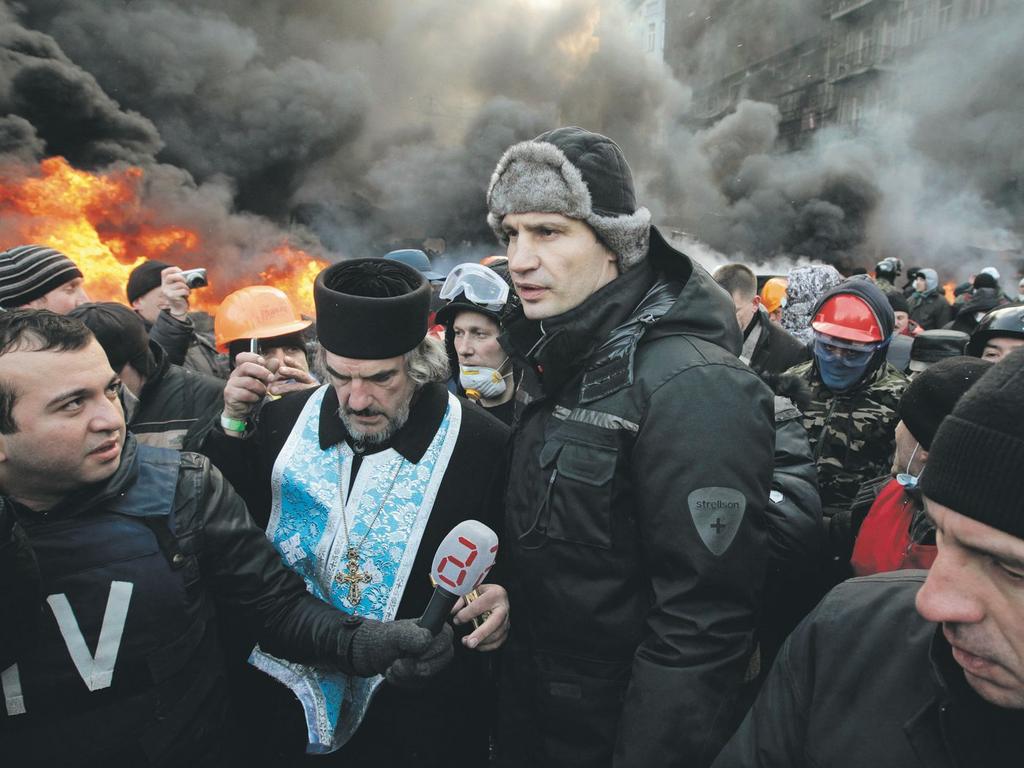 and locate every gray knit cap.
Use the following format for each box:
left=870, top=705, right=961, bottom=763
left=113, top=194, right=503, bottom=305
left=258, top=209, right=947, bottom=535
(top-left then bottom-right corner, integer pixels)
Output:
left=486, top=126, right=652, bottom=272
left=0, top=245, right=83, bottom=309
